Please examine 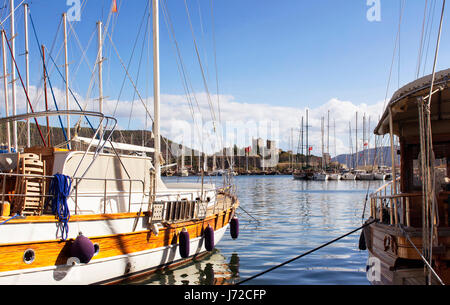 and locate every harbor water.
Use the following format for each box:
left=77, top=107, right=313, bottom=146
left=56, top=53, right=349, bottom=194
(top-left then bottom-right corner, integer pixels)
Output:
left=127, top=175, right=386, bottom=285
